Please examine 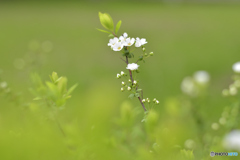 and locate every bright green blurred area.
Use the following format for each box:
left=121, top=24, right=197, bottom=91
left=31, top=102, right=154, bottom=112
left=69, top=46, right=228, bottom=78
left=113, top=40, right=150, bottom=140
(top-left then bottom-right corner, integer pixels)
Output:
left=0, top=2, right=240, bottom=160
